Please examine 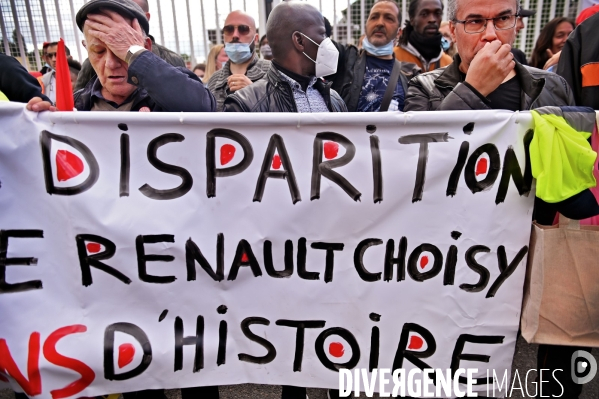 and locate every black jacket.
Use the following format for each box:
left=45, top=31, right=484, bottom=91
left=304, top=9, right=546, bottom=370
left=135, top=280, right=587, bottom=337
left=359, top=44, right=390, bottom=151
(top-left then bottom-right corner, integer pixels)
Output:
left=325, top=41, right=359, bottom=94
left=0, top=54, right=50, bottom=103
left=327, top=45, right=419, bottom=111
left=511, top=48, right=528, bottom=65
left=557, top=12, right=599, bottom=109
left=74, top=51, right=215, bottom=112
left=404, top=54, right=575, bottom=111
left=223, top=65, right=347, bottom=112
